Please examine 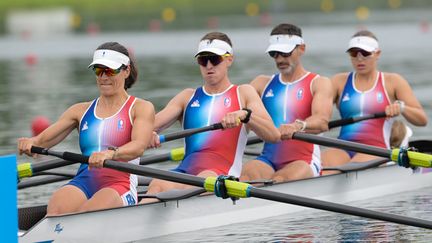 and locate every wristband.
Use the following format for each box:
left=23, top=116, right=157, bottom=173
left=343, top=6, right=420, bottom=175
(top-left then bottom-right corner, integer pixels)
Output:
left=395, top=100, right=405, bottom=113
left=295, top=119, right=307, bottom=132
left=108, top=146, right=119, bottom=159
left=241, top=108, right=252, bottom=124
